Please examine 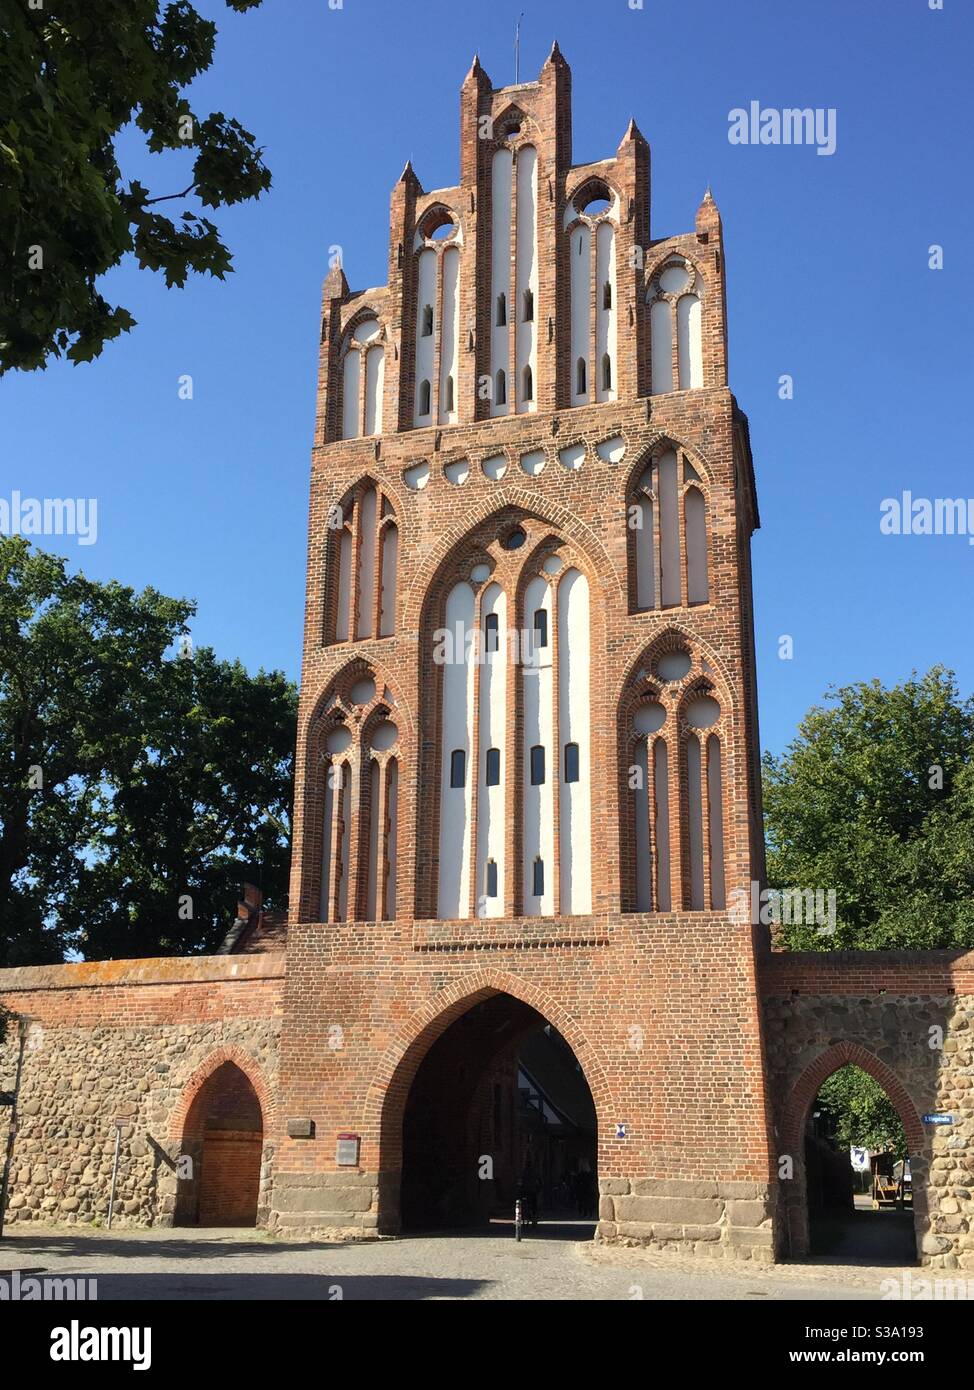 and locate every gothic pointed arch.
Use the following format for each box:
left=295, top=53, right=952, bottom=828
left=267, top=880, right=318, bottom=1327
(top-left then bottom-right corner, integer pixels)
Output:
left=323, top=476, right=399, bottom=644
left=298, top=657, right=406, bottom=923
left=619, top=628, right=732, bottom=913
left=415, top=505, right=605, bottom=921
left=363, top=968, right=615, bottom=1179
left=626, top=439, right=712, bottom=613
